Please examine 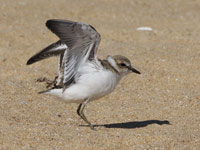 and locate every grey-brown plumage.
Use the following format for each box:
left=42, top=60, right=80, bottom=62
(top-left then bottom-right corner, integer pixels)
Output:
left=45, top=20, right=101, bottom=89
